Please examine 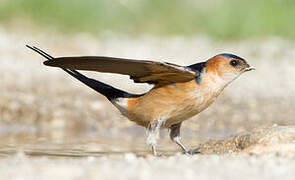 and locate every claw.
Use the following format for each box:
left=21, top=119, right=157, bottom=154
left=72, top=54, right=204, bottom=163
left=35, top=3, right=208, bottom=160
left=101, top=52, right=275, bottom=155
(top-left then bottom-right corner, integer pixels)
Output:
left=183, top=150, right=192, bottom=155
left=191, top=148, right=201, bottom=154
